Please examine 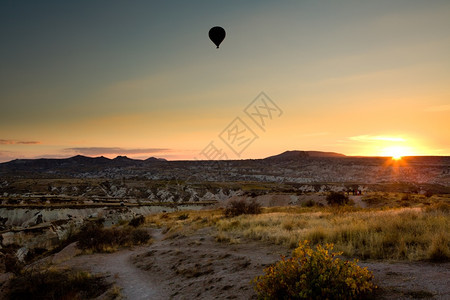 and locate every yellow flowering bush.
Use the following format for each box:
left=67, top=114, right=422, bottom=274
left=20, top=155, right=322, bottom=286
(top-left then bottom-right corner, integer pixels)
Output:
left=253, top=240, right=376, bottom=299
